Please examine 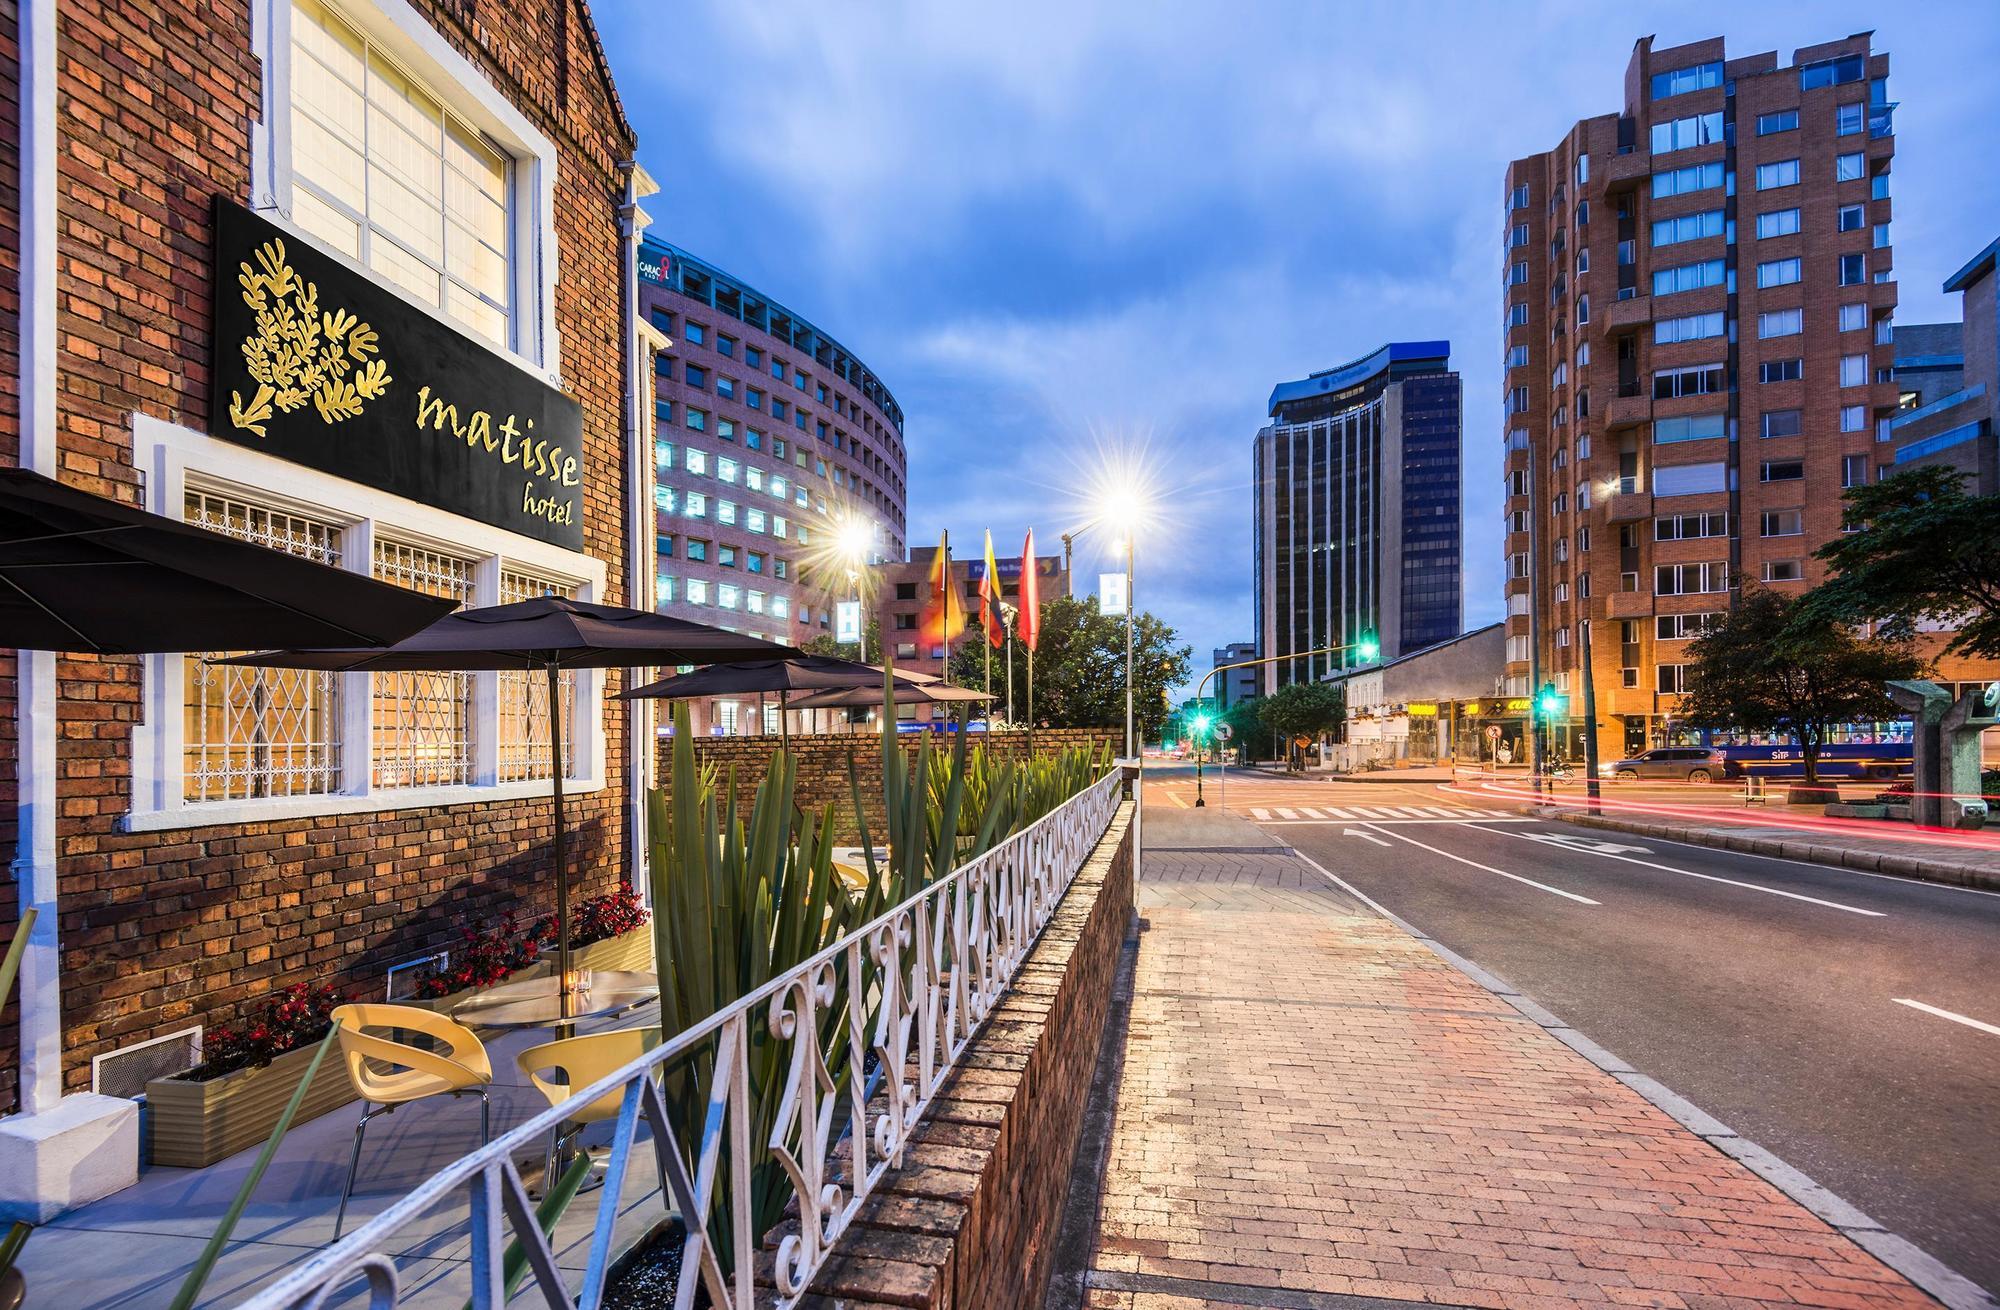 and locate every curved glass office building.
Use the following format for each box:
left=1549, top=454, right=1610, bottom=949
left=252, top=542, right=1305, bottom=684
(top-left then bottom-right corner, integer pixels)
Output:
left=640, top=239, right=908, bottom=668
left=1253, top=341, right=1463, bottom=692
